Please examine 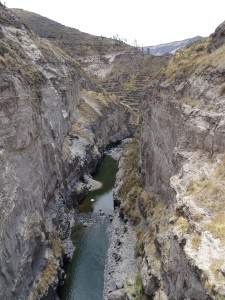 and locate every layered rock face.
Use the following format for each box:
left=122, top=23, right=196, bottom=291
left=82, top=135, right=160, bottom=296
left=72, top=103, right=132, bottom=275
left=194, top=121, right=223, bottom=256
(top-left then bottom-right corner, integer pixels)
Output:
left=139, top=26, right=225, bottom=299
left=0, top=6, right=136, bottom=300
